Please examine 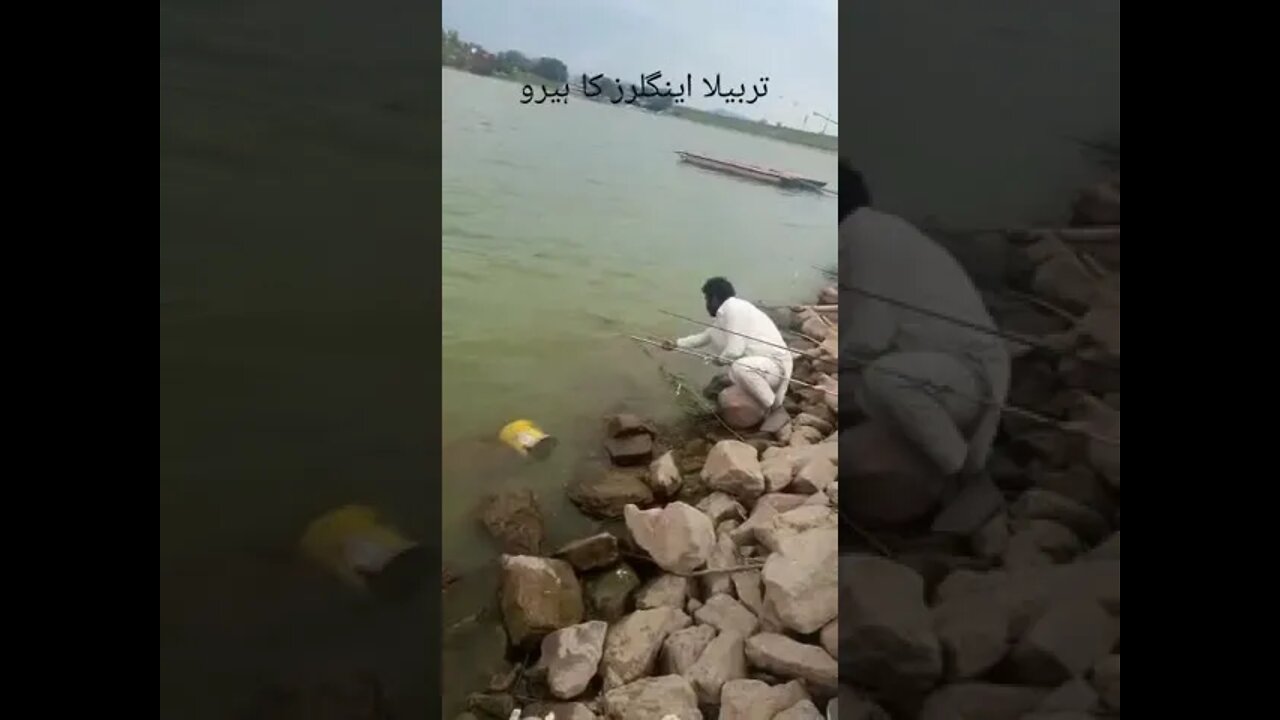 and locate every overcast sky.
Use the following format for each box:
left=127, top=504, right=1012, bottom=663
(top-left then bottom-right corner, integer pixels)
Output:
left=442, top=0, right=838, bottom=130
